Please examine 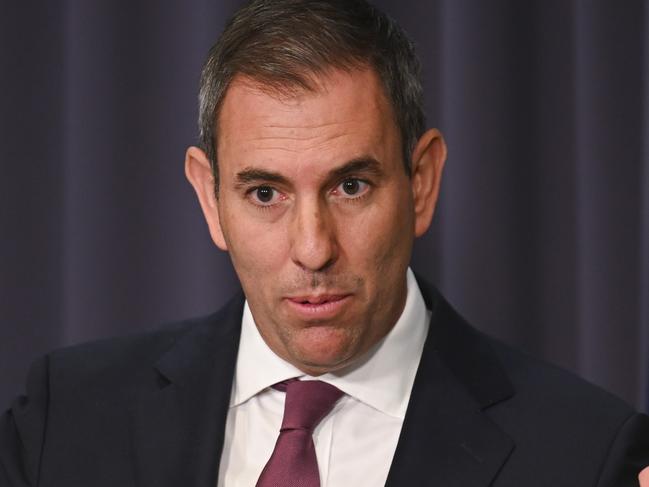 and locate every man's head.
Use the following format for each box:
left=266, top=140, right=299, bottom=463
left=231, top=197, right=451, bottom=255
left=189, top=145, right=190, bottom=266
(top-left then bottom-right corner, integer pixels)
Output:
left=186, top=0, right=446, bottom=375
left=197, top=0, right=426, bottom=189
